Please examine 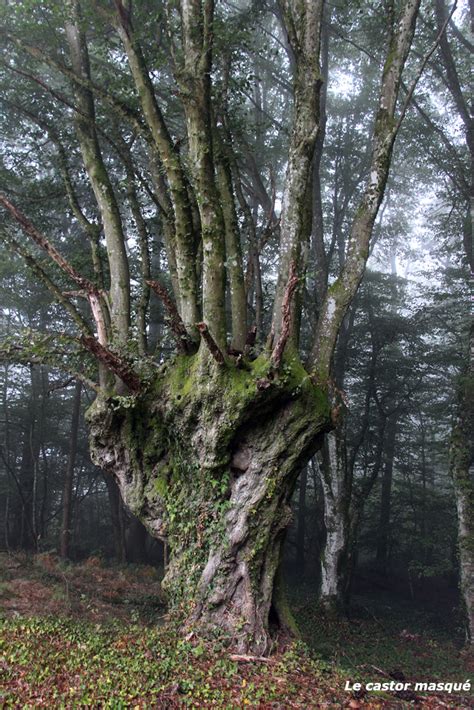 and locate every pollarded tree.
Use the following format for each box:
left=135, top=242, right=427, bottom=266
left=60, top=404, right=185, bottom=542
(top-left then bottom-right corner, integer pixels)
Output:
left=0, top=0, right=423, bottom=652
